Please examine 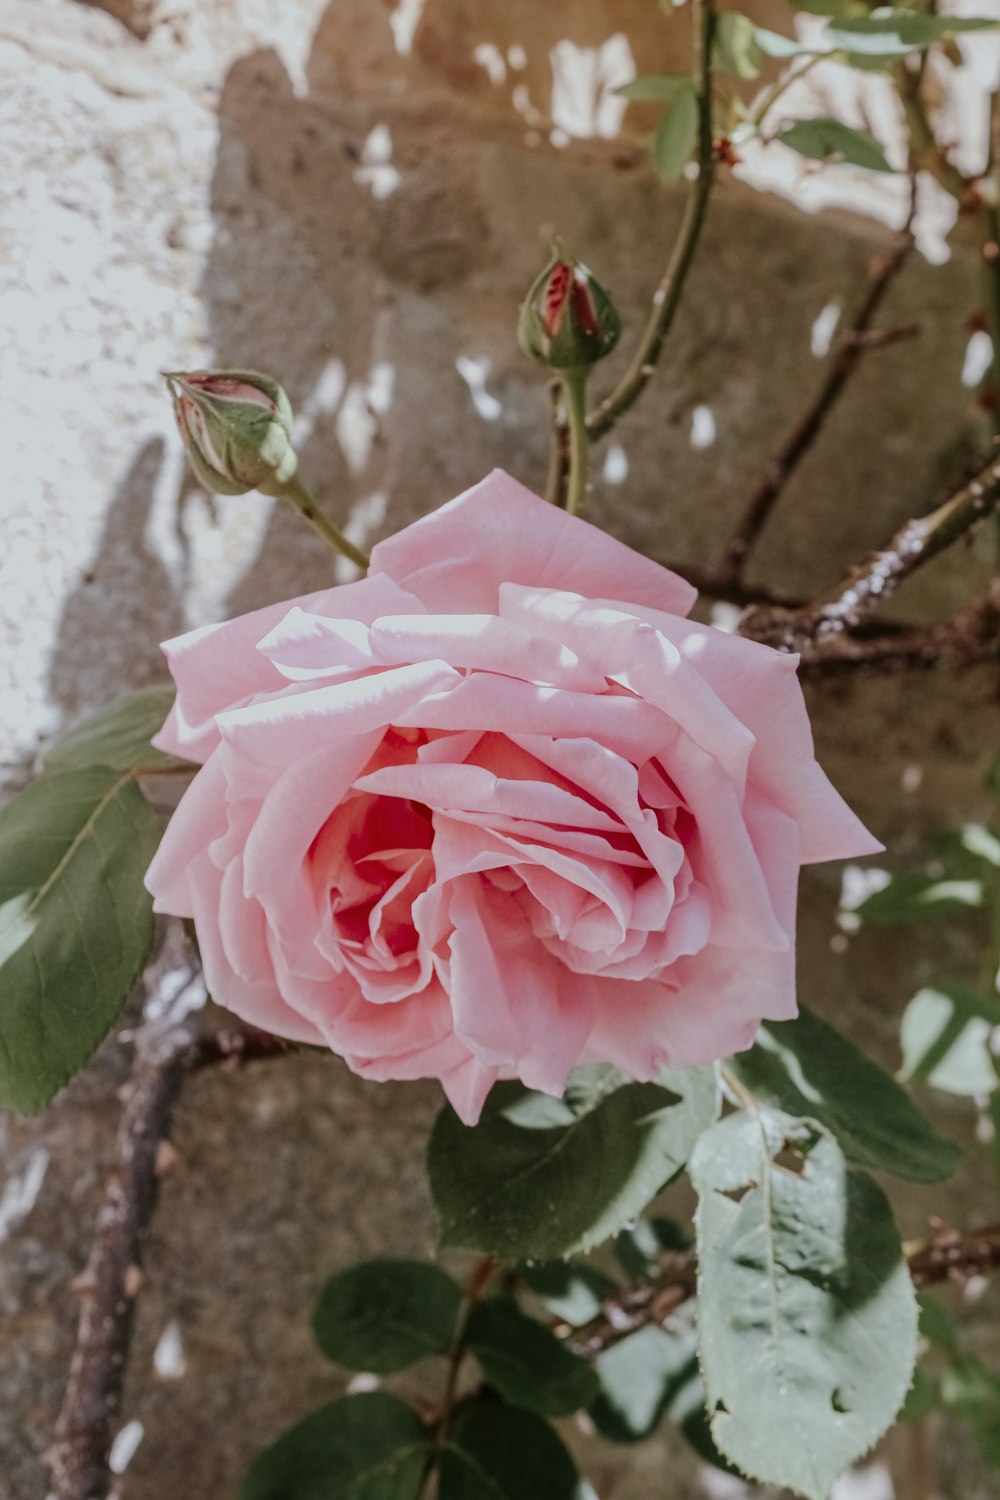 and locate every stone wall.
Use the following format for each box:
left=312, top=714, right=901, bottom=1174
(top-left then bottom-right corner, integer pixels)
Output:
left=1, top=2, right=998, bottom=1497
